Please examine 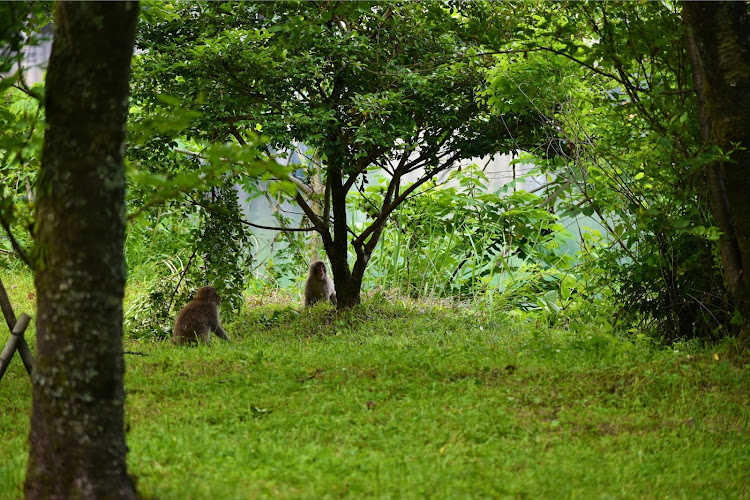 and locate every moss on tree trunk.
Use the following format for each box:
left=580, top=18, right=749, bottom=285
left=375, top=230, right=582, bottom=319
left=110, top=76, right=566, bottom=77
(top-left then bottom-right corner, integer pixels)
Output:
left=24, top=2, right=140, bottom=498
left=683, top=2, right=750, bottom=347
